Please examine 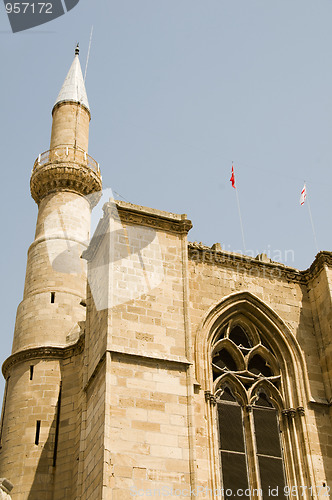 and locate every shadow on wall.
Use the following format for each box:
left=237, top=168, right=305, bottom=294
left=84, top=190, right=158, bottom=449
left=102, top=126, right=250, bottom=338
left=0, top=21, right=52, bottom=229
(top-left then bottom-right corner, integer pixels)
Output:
left=296, top=295, right=331, bottom=487
left=27, top=390, right=60, bottom=500
left=27, top=352, right=83, bottom=500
